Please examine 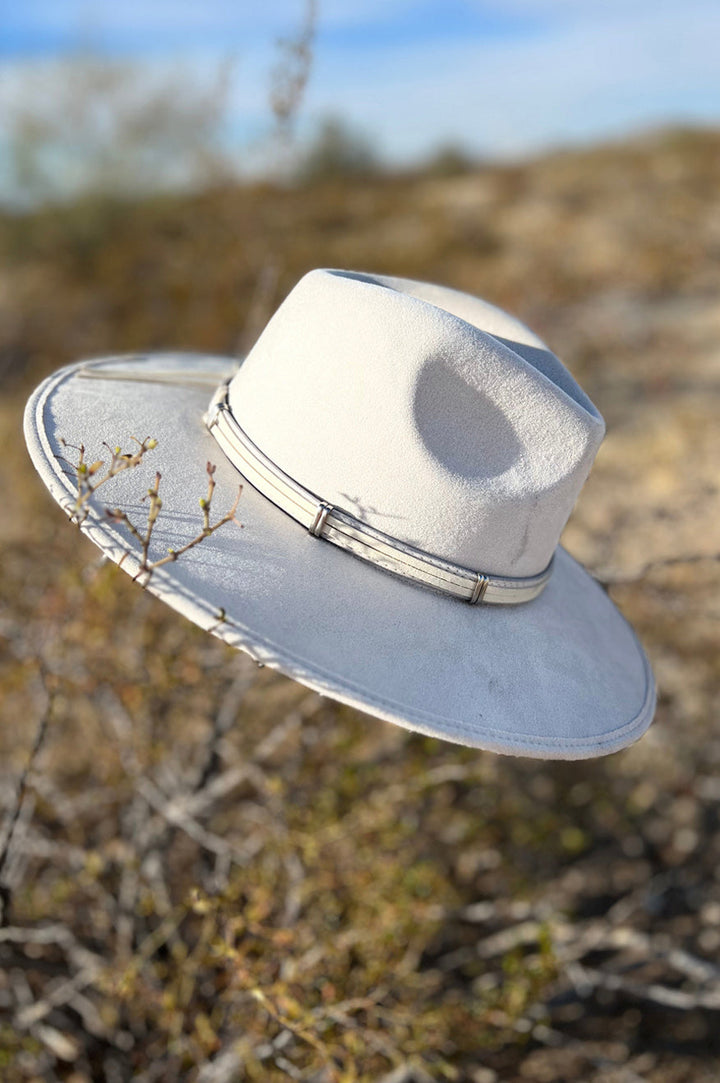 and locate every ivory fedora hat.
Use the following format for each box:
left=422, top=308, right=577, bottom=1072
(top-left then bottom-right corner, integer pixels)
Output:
left=24, top=269, right=655, bottom=759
